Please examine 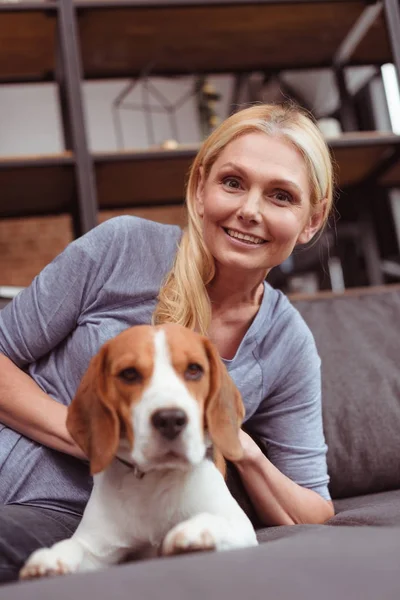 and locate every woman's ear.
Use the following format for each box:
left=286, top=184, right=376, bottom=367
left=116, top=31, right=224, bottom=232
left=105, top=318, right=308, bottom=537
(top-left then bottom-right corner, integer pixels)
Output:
left=195, top=166, right=205, bottom=218
left=297, top=198, right=328, bottom=245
